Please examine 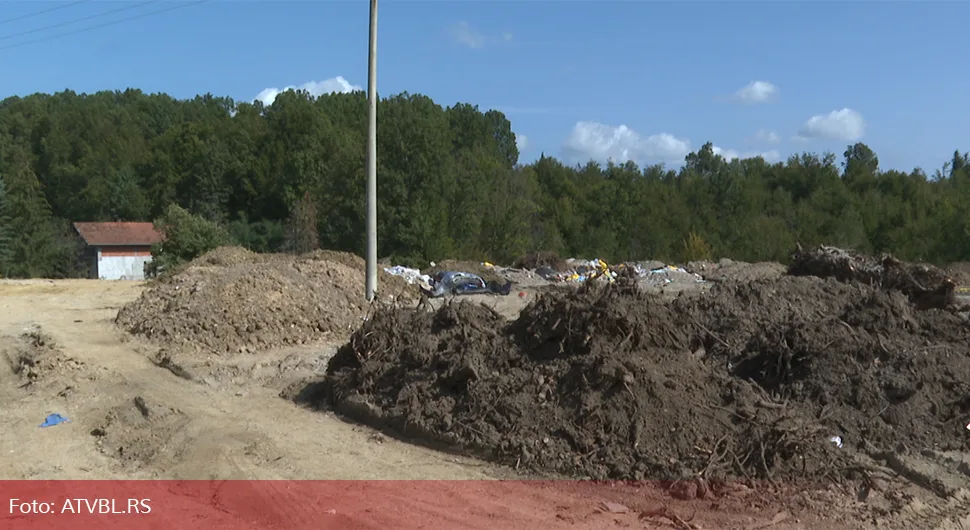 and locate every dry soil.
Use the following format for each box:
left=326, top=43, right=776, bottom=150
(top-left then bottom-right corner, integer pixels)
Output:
left=2, top=249, right=969, bottom=529
left=0, top=279, right=821, bottom=529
